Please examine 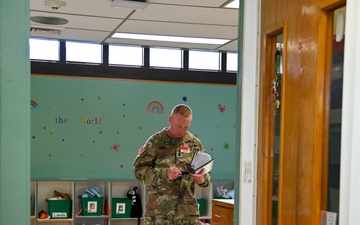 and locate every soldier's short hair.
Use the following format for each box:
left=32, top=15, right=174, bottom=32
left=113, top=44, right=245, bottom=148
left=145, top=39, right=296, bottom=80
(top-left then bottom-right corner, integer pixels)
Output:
left=171, top=104, right=192, bottom=117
